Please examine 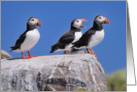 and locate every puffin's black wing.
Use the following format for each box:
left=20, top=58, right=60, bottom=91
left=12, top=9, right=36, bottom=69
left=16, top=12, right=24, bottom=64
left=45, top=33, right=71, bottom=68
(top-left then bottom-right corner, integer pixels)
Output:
left=73, top=29, right=96, bottom=47
left=58, top=31, right=74, bottom=45
left=10, top=31, right=27, bottom=51
left=50, top=31, right=74, bottom=53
